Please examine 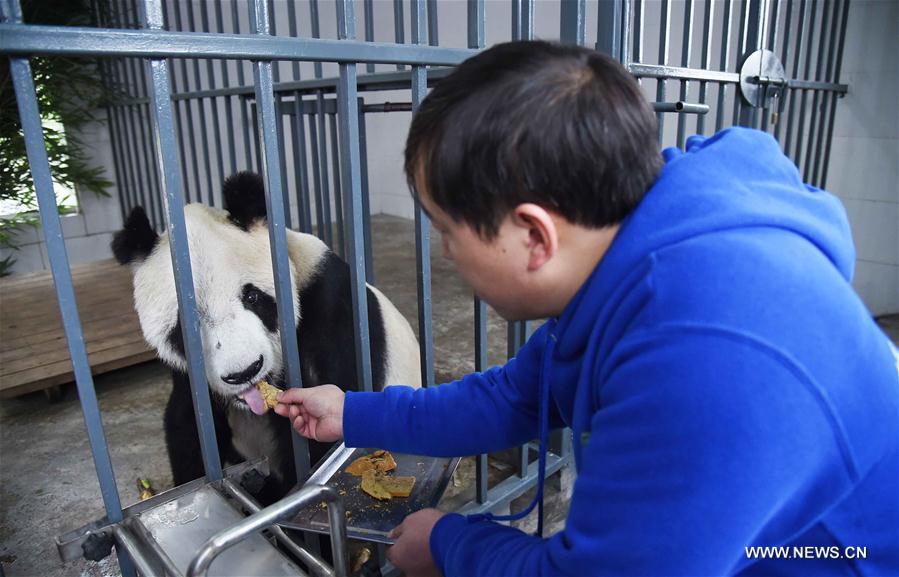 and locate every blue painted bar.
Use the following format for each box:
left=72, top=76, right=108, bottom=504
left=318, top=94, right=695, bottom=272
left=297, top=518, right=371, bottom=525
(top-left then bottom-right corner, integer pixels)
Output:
left=474, top=297, right=489, bottom=502
left=411, top=0, right=435, bottom=389
left=292, top=93, right=314, bottom=233
left=696, top=0, right=715, bottom=135
left=364, top=0, right=375, bottom=73
left=596, top=0, right=622, bottom=59
left=655, top=0, right=671, bottom=143
left=308, top=98, right=326, bottom=241
left=715, top=0, right=734, bottom=132
left=560, top=0, right=585, bottom=45
left=316, top=91, right=333, bottom=247
left=286, top=0, right=300, bottom=80
left=427, top=0, right=439, bottom=46
left=676, top=0, right=695, bottom=148
left=336, top=0, right=375, bottom=393
left=512, top=0, right=521, bottom=41
left=357, top=99, right=374, bottom=283
left=9, top=35, right=127, bottom=539
left=328, top=112, right=345, bottom=257
left=310, top=0, right=323, bottom=79
left=0, top=23, right=477, bottom=65
left=276, top=96, right=293, bottom=229
left=394, top=0, right=406, bottom=71
left=251, top=0, right=311, bottom=480
left=467, top=0, right=485, bottom=49
left=143, top=0, right=222, bottom=482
